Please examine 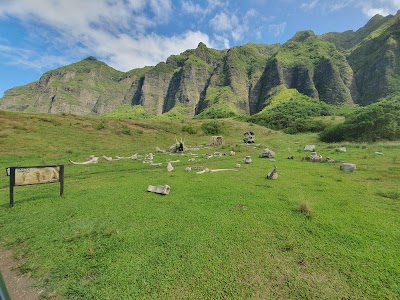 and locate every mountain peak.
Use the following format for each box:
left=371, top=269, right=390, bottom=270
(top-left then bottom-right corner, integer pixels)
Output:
left=289, top=30, right=316, bottom=42
left=84, top=56, right=98, bottom=61
left=197, top=42, right=207, bottom=49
